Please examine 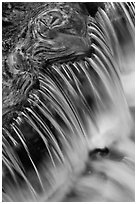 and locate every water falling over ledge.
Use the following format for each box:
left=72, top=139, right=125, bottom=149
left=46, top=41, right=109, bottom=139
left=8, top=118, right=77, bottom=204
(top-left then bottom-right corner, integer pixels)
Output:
left=2, top=2, right=135, bottom=202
